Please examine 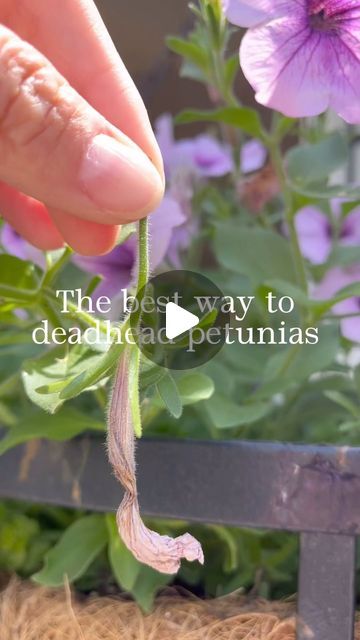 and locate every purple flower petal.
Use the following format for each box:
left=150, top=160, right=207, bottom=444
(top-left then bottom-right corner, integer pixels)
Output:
left=1, top=223, right=45, bottom=268
left=241, top=139, right=267, bottom=174
left=155, top=115, right=233, bottom=179
left=341, top=310, right=360, bottom=343
left=341, top=206, right=360, bottom=245
left=240, top=10, right=330, bottom=117
left=329, top=21, right=360, bottom=124
left=189, top=136, right=234, bottom=177
left=222, top=0, right=281, bottom=27
left=236, top=1, right=360, bottom=122
left=314, top=266, right=360, bottom=343
left=295, top=207, right=332, bottom=265
left=148, top=195, right=186, bottom=269
left=74, top=196, right=186, bottom=301
left=74, top=236, right=137, bottom=300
